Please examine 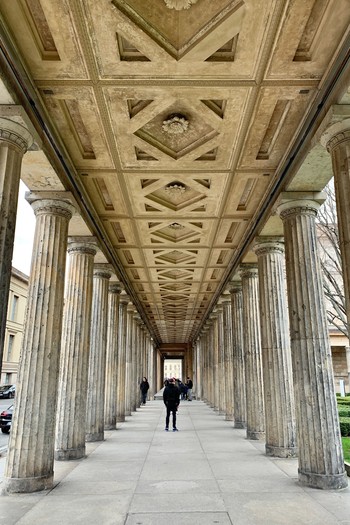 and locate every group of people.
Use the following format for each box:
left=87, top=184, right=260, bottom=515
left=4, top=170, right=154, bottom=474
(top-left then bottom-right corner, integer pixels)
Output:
left=139, top=376, right=194, bottom=432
